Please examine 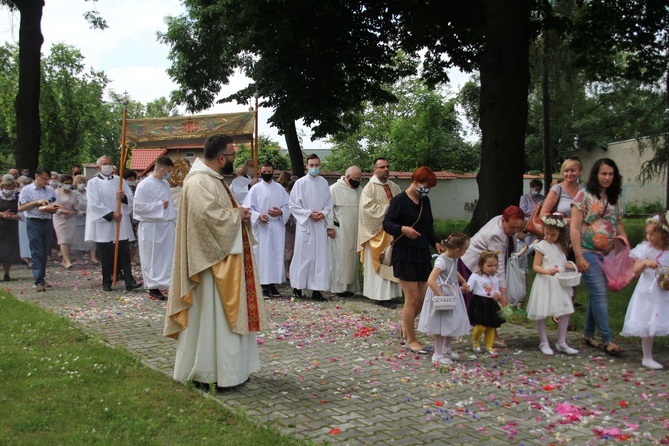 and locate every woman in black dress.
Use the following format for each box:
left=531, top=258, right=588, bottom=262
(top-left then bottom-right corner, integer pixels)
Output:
left=383, top=167, right=443, bottom=354
left=0, top=178, right=22, bottom=281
